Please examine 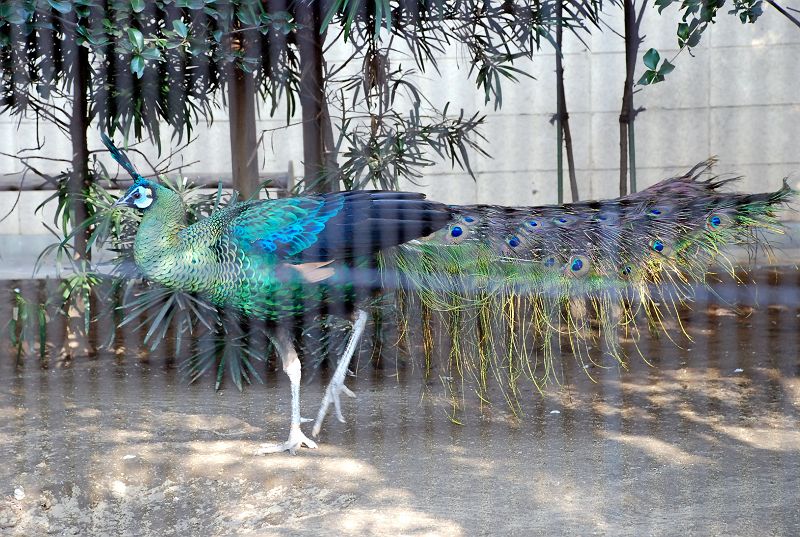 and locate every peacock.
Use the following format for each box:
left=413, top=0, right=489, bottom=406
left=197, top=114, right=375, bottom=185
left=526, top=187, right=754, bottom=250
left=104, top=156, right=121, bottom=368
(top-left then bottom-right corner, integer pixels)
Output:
left=103, top=134, right=451, bottom=453
left=103, top=134, right=793, bottom=454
